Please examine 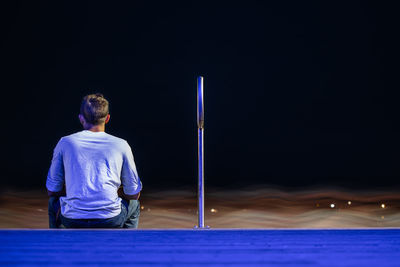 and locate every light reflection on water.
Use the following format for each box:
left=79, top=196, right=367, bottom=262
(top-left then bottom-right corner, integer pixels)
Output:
left=0, top=187, right=399, bottom=229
